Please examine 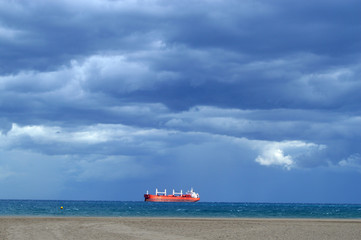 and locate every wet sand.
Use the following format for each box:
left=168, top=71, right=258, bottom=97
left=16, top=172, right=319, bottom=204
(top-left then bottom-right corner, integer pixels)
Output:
left=0, top=217, right=360, bottom=240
